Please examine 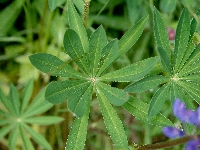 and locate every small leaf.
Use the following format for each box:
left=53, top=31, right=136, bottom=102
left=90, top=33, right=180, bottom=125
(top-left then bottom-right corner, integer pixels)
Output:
left=24, top=116, right=64, bottom=125
left=68, top=84, right=92, bottom=117
left=9, top=84, right=20, bottom=116
left=96, top=82, right=129, bottom=106
left=125, top=75, right=169, bottom=93
left=21, top=79, right=34, bottom=113
left=96, top=39, right=119, bottom=76
left=45, top=80, right=90, bottom=104
left=29, top=53, right=86, bottom=79
left=68, top=0, right=89, bottom=52
left=123, top=97, right=173, bottom=126
left=174, top=8, right=190, bottom=72
left=160, top=0, right=177, bottom=13
left=63, top=29, right=89, bottom=74
left=89, top=25, right=107, bottom=76
left=22, top=123, right=52, bottom=150
left=148, top=83, right=170, bottom=119
left=118, top=15, right=149, bottom=58
left=100, top=57, right=158, bottom=82
left=96, top=89, right=129, bottom=149
left=153, top=8, right=172, bottom=73
left=20, top=125, right=34, bottom=150
left=48, top=0, right=65, bottom=11
left=8, top=124, right=19, bottom=150
left=66, top=101, right=90, bottom=150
